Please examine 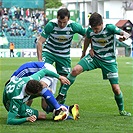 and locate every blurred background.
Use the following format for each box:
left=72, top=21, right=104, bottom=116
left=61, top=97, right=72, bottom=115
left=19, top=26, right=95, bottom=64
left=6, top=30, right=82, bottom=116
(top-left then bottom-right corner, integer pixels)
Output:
left=0, top=0, right=132, bottom=57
